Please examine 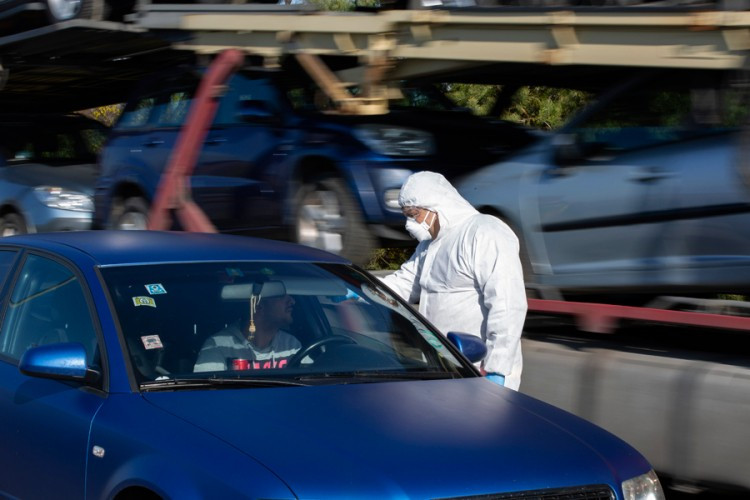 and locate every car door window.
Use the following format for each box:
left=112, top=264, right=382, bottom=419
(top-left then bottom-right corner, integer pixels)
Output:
left=576, top=73, right=750, bottom=154
left=215, top=74, right=282, bottom=125
left=0, top=254, right=99, bottom=366
left=117, top=96, right=157, bottom=129
left=0, top=250, right=18, bottom=290
left=157, top=90, right=194, bottom=127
